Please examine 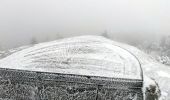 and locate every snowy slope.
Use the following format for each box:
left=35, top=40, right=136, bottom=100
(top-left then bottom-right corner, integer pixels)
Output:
left=0, top=35, right=170, bottom=99
left=115, top=40, right=170, bottom=99
left=0, top=46, right=30, bottom=59
left=0, top=36, right=142, bottom=80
